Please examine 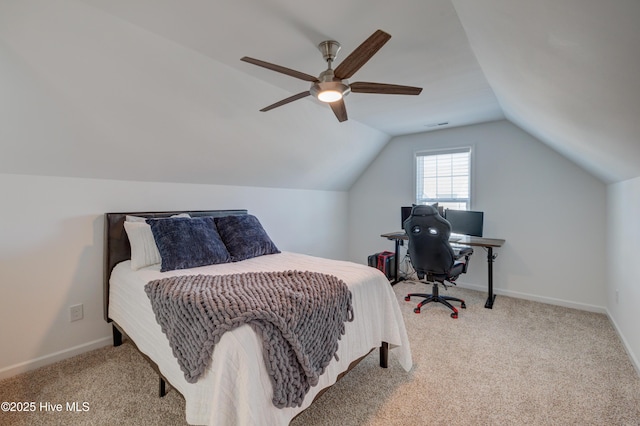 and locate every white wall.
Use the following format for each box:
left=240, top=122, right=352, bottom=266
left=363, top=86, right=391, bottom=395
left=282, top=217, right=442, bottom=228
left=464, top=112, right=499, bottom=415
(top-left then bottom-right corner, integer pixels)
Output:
left=348, top=120, right=607, bottom=310
left=607, top=177, right=640, bottom=373
left=0, top=173, right=348, bottom=379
